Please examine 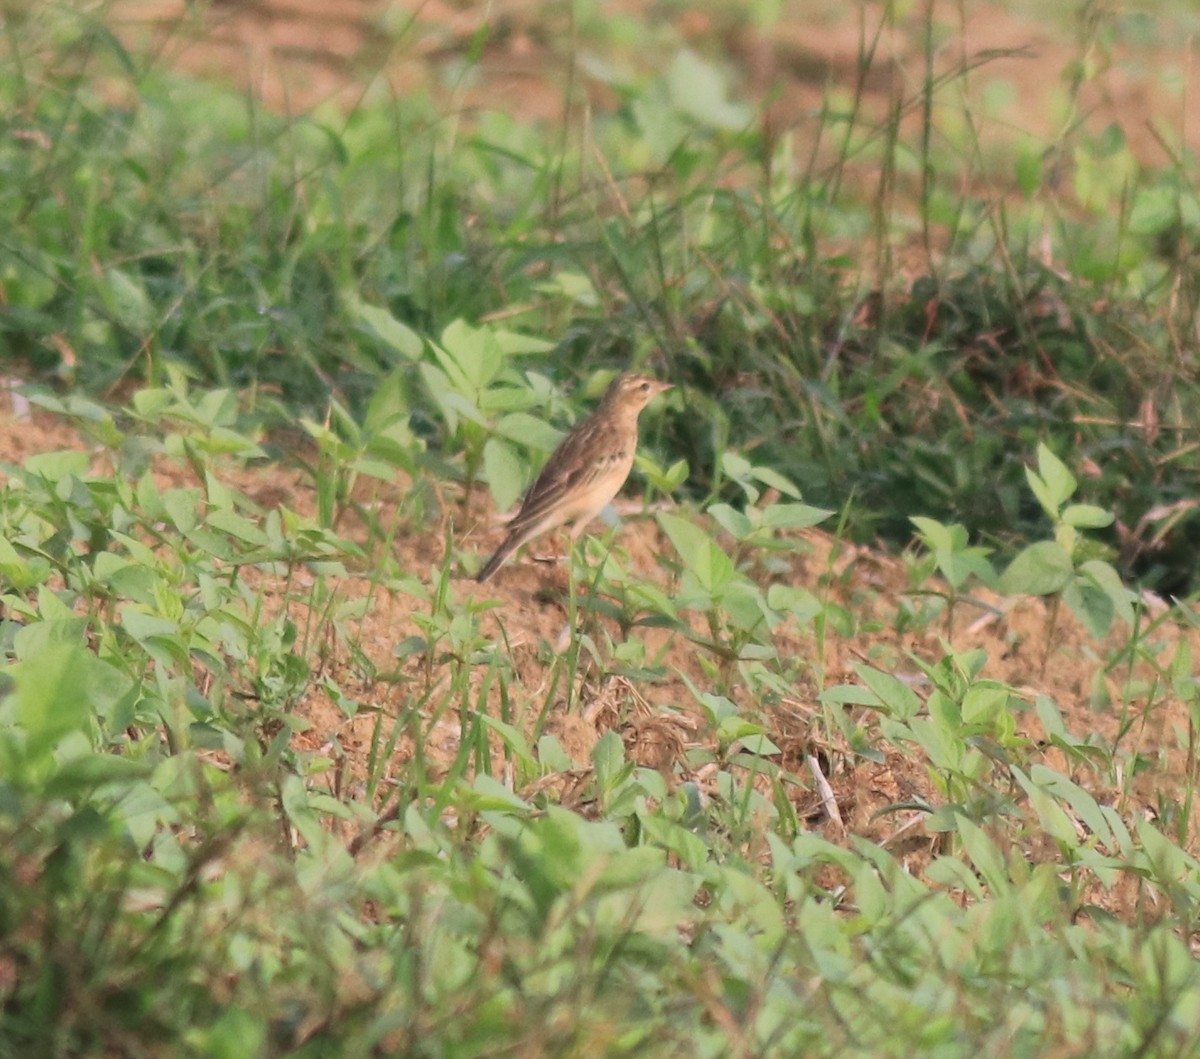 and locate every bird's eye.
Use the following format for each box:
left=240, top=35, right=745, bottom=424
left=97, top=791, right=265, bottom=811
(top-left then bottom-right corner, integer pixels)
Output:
left=639, top=382, right=650, bottom=392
